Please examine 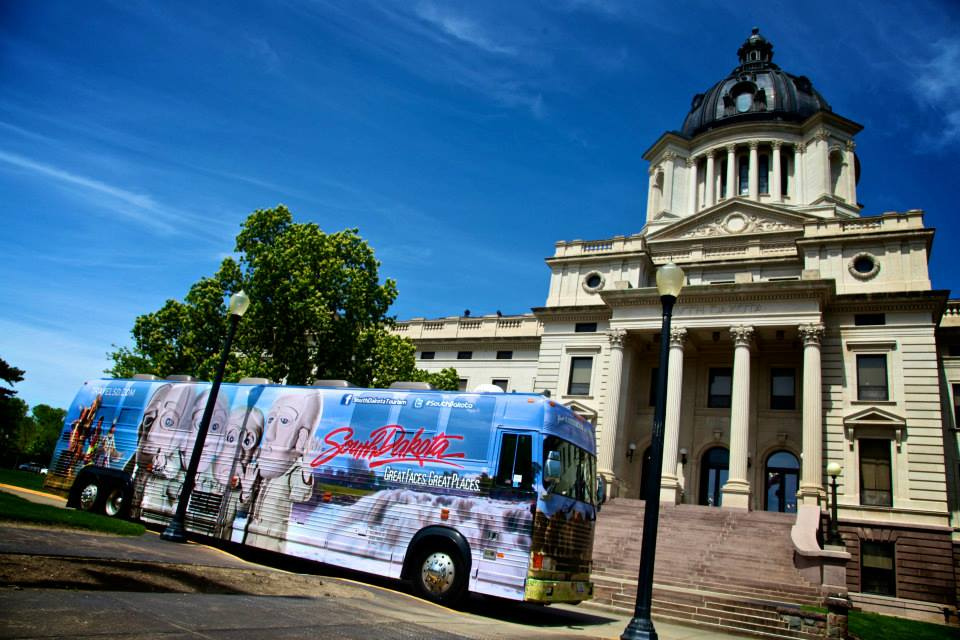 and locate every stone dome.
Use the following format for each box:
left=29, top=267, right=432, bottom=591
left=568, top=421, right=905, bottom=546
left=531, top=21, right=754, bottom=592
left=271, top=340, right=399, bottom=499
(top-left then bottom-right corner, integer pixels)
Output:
left=680, top=28, right=831, bottom=138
